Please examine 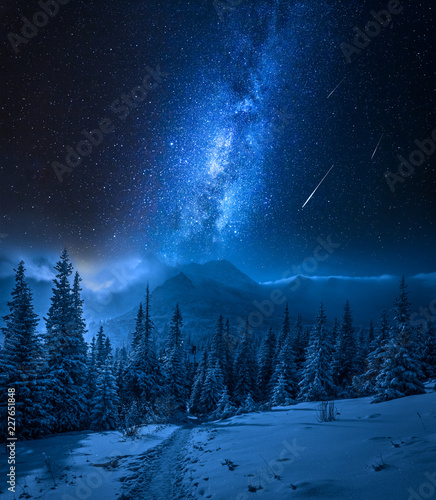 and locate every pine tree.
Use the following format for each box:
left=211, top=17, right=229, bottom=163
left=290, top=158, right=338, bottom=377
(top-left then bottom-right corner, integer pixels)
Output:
left=90, top=357, right=120, bottom=431
left=0, top=261, right=52, bottom=439
left=298, top=304, right=335, bottom=402
left=360, top=310, right=390, bottom=396
left=293, top=315, right=309, bottom=372
left=125, top=286, right=162, bottom=405
left=164, top=304, right=188, bottom=410
left=422, top=320, right=436, bottom=378
left=271, top=373, right=293, bottom=406
left=233, top=321, right=257, bottom=405
left=96, top=326, right=107, bottom=364
left=270, top=331, right=298, bottom=400
left=373, top=277, right=425, bottom=402
left=242, top=392, right=257, bottom=412
left=189, top=350, right=208, bottom=414
left=332, top=300, right=357, bottom=390
left=45, top=249, right=88, bottom=432
left=209, top=315, right=232, bottom=389
left=132, top=303, right=145, bottom=352
left=86, top=336, right=98, bottom=404
left=256, top=328, right=276, bottom=401
left=212, top=388, right=236, bottom=420
left=200, top=361, right=225, bottom=414
left=275, top=303, right=290, bottom=362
